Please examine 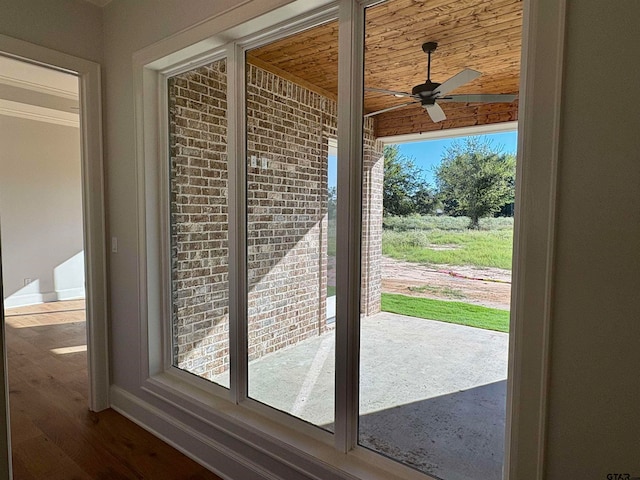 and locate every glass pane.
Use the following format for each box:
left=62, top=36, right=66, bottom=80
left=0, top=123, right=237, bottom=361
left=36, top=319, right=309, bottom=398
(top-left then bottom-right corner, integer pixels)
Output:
left=359, top=0, right=520, bottom=478
left=168, top=58, right=230, bottom=388
left=245, top=21, right=339, bottom=431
